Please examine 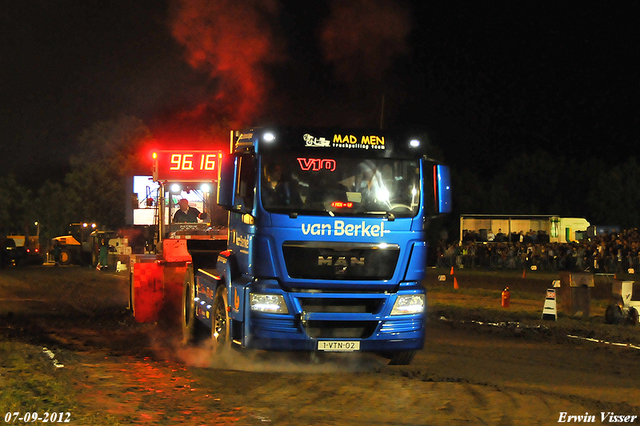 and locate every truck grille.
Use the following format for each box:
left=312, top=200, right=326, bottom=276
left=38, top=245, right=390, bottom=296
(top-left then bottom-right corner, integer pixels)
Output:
left=282, top=241, right=399, bottom=280
left=298, top=297, right=384, bottom=314
left=303, top=321, right=377, bottom=339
